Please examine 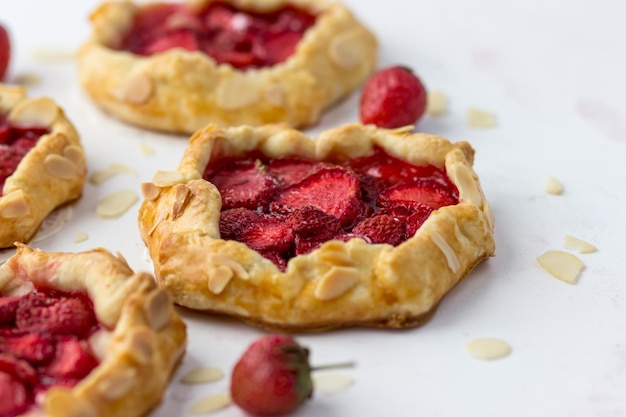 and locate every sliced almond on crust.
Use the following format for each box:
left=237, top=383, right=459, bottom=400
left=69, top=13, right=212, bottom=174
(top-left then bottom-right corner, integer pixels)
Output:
left=152, top=170, right=185, bottom=187
left=328, top=28, right=369, bottom=70
left=114, top=73, right=154, bottom=104
left=315, top=266, right=360, bottom=301
left=450, top=163, right=482, bottom=208
left=216, top=74, right=260, bottom=110
left=7, top=96, right=59, bottom=127
left=430, top=230, right=461, bottom=273
left=44, top=154, right=78, bottom=179
left=0, top=190, right=30, bottom=218
left=207, top=265, right=233, bottom=295
left=144, top=289, right=171, bottom=331
left=537, top=250, right=584, bottom=284
left=180, top=367, right=224, bottom=385
left=563, top=235, right=597, bottom=254
left=97, top=368, right=138, bottom=400
left=207, top=254, right=249, bottom=280
left=63, top=145, right=84, bottom=166
left=172, top=185, right=192, bottom=219
left=141, top=182, right=161, bottom=201
left=128, top=329, right=154, bottom=365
